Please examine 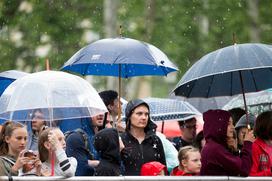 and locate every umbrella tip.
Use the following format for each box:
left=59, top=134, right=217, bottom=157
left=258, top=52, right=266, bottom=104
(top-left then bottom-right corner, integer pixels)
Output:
left=46, top=59, right=50, bottom=71
left=119, top=25, right=122, bottom=37
left=232, top=32, right=237, bottom=45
